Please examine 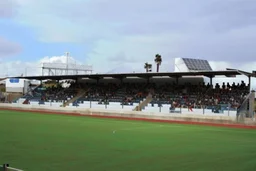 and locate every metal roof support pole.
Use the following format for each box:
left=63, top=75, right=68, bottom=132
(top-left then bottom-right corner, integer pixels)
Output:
left=248, top=76, right=251, bottom=92
left=147, top=77, right=150, bottom=84
left=118, top=77, right=123, bottom=85
left=249, top=90, right=255, bottom=119
left=210, top=76, right=213, bottom=86
left=176, top=77, right=179, bottom=85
